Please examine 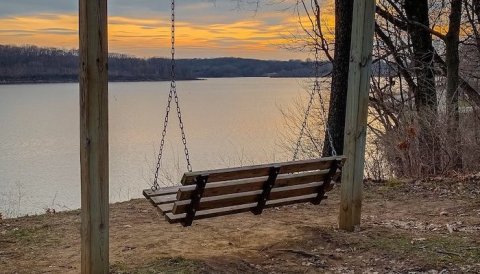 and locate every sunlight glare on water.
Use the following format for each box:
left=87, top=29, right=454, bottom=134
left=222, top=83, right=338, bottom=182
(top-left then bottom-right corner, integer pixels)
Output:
left=0, top=78, right=311, bottom=217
